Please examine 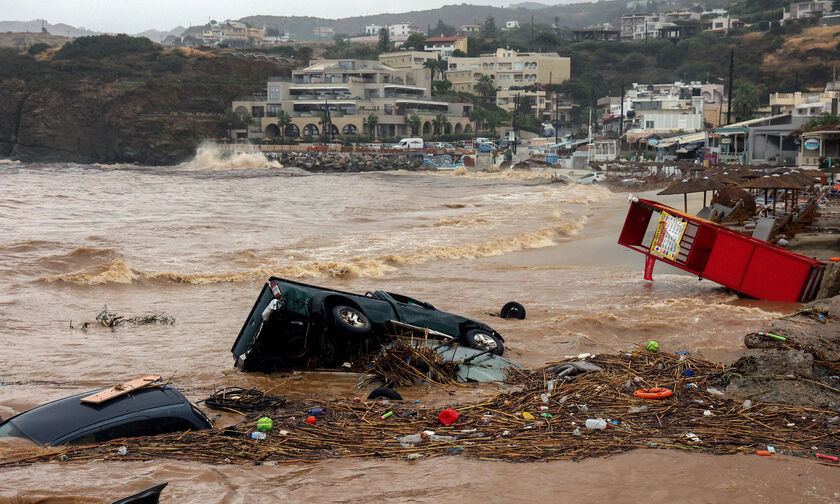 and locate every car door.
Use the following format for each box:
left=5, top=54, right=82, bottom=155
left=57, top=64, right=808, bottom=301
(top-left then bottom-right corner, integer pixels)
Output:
left=379, top=291, right=458, bottom=337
